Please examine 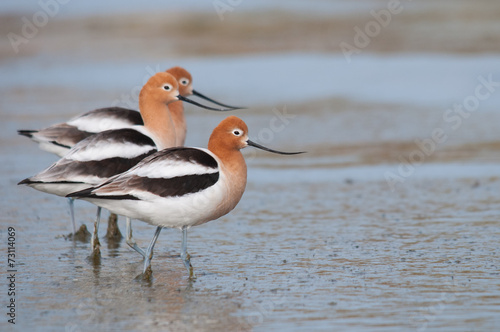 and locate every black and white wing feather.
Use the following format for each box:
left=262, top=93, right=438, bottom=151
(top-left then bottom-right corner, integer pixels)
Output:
left=19, top=128, right=156, bottom=186
left=17, top=107, right=143, bottom=156
left=68, top=147, right=220, bottom=200
left=66, top=107, right=143, bottom=133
